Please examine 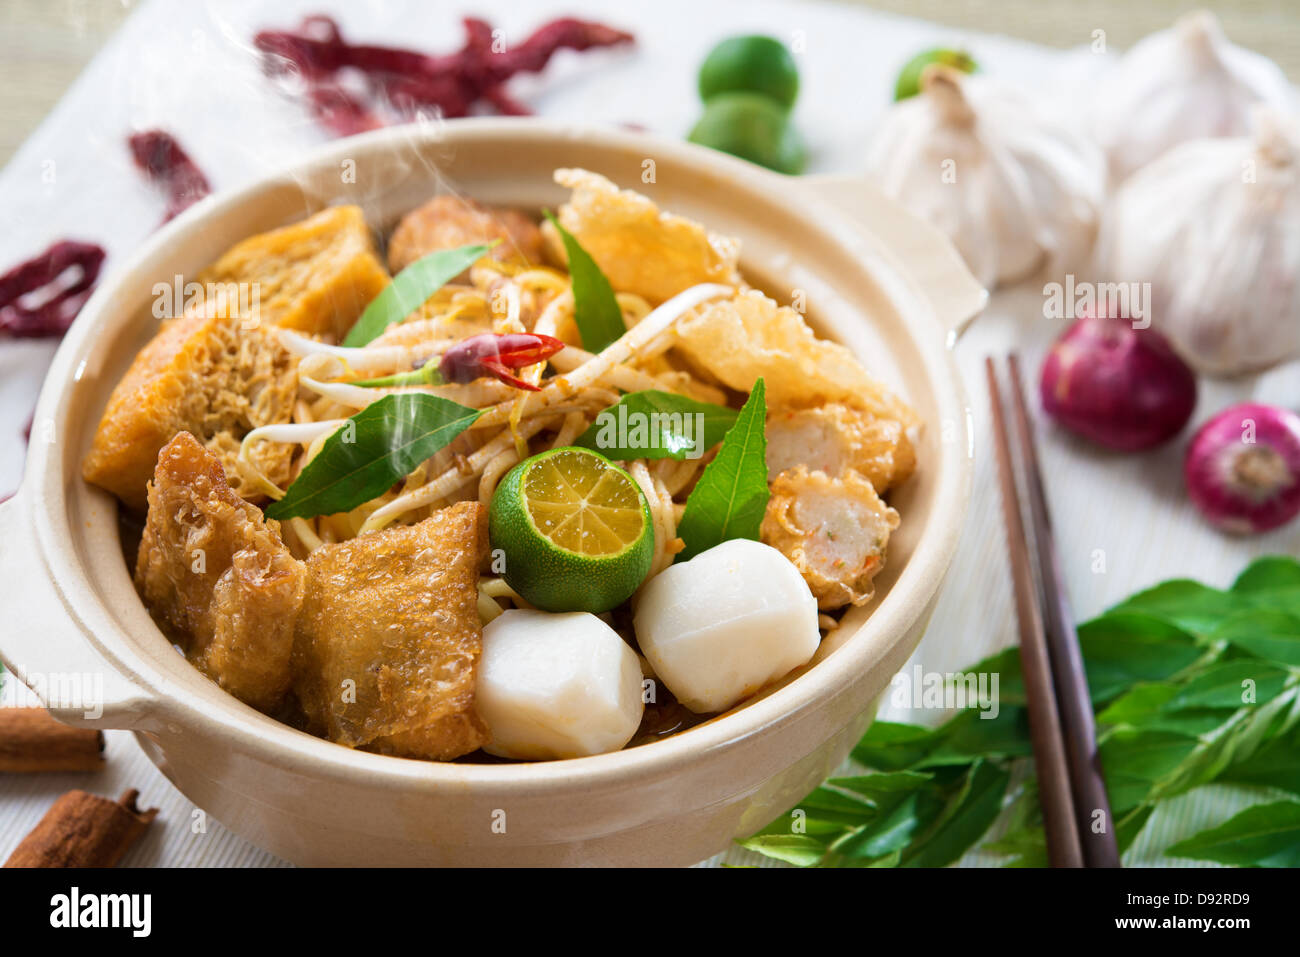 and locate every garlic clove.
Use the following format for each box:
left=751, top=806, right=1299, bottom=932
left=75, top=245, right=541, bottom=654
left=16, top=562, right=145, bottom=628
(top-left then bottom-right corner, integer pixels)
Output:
left=1090, top=11, right=1294, bottom=183
left=865, top=65, right=1106, bottom=290
left=1097, top=107, right=1300, bottom=376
